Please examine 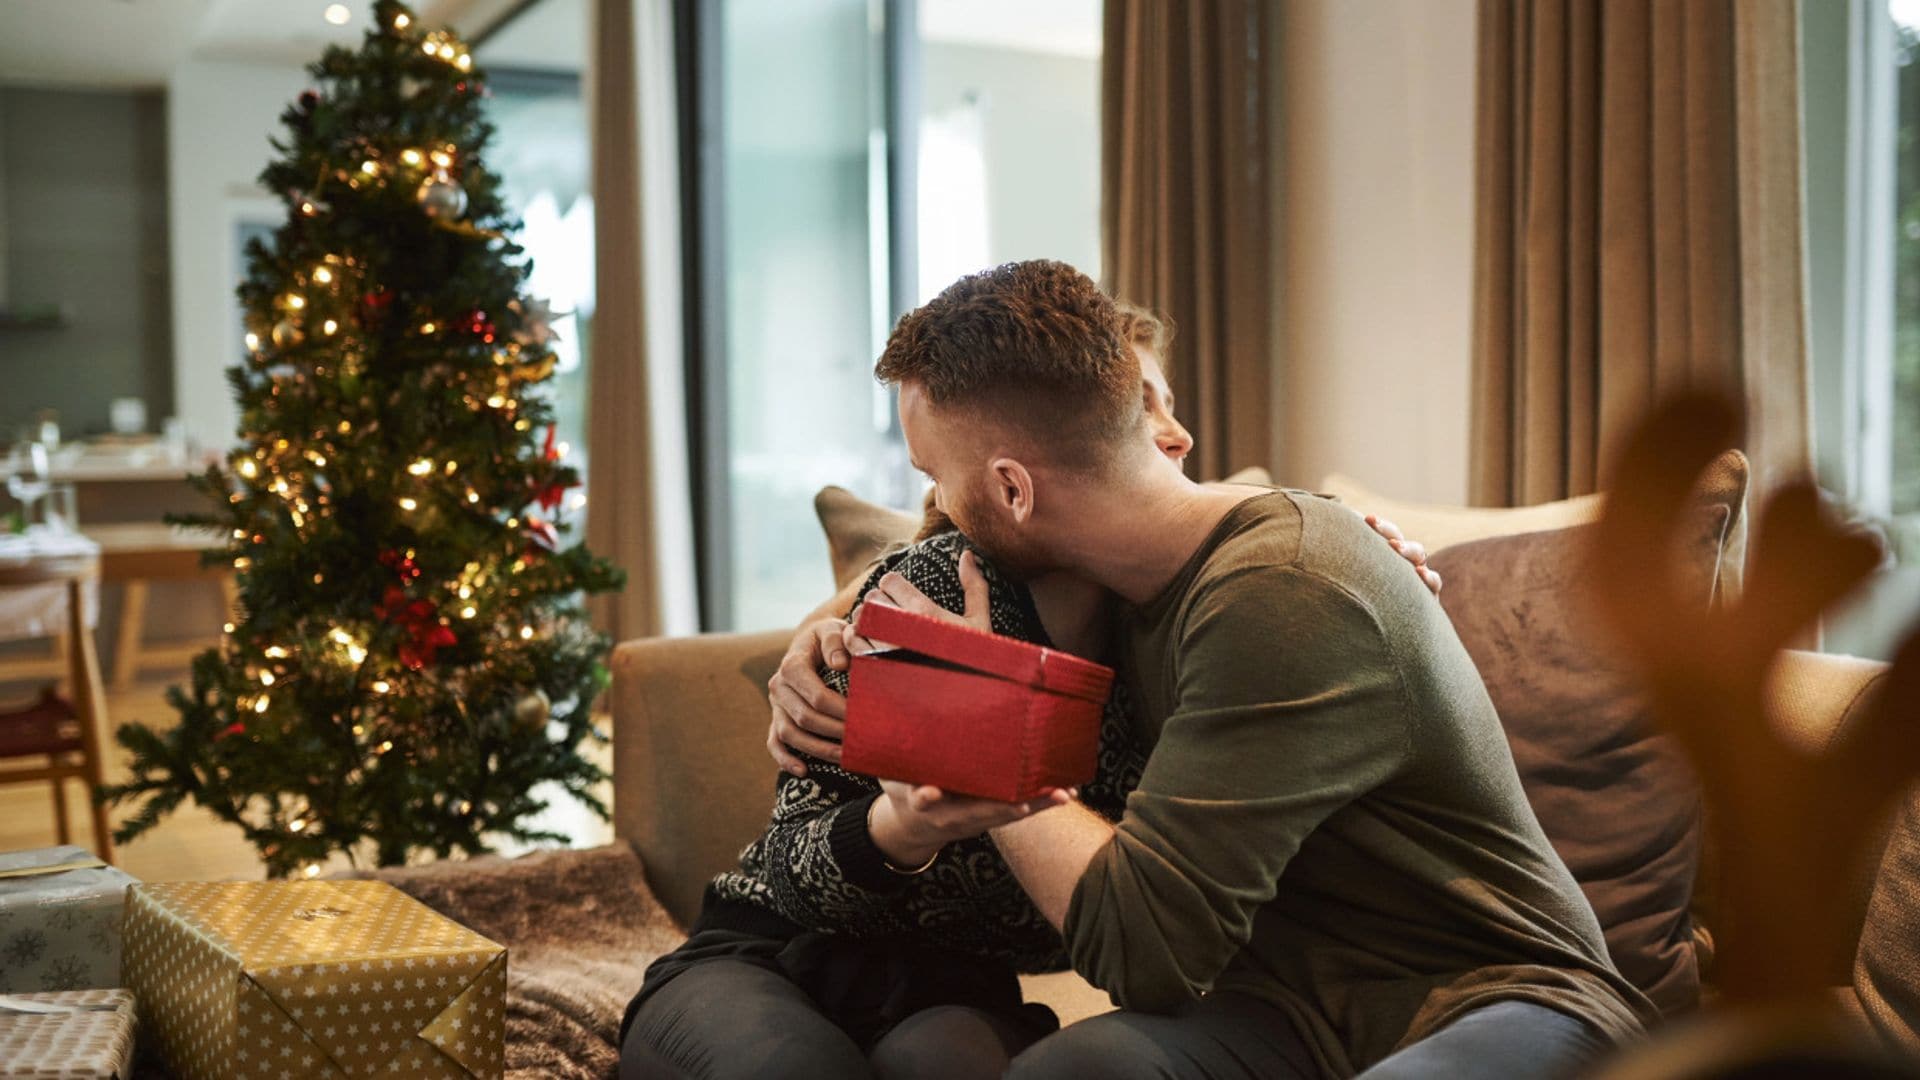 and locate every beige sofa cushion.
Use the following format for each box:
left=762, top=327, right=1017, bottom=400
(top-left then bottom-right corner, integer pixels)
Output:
left=816, top=467, right=1275, bottom=590
left=1316, top=474, right=1605, bottom=550
left=1319, top=449, right=1750, bottom=603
